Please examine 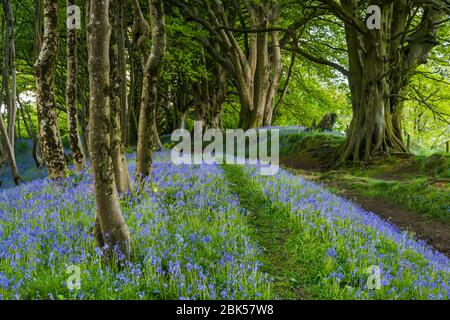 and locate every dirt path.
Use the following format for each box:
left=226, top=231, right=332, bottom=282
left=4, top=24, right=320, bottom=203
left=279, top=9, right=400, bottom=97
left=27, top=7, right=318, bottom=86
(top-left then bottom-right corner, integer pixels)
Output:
left=331, top=182, right=450, bottom=257
left=281, top=157, right=450, bottom=258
